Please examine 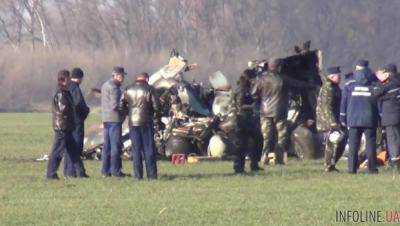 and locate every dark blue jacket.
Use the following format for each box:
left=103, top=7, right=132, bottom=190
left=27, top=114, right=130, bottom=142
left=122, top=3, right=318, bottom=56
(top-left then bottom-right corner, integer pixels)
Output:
left=69, top=82, right=90, bottom=124
left=340, top=71, right=379, bottom=128
left=377, top=77, right=400, bottom=126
